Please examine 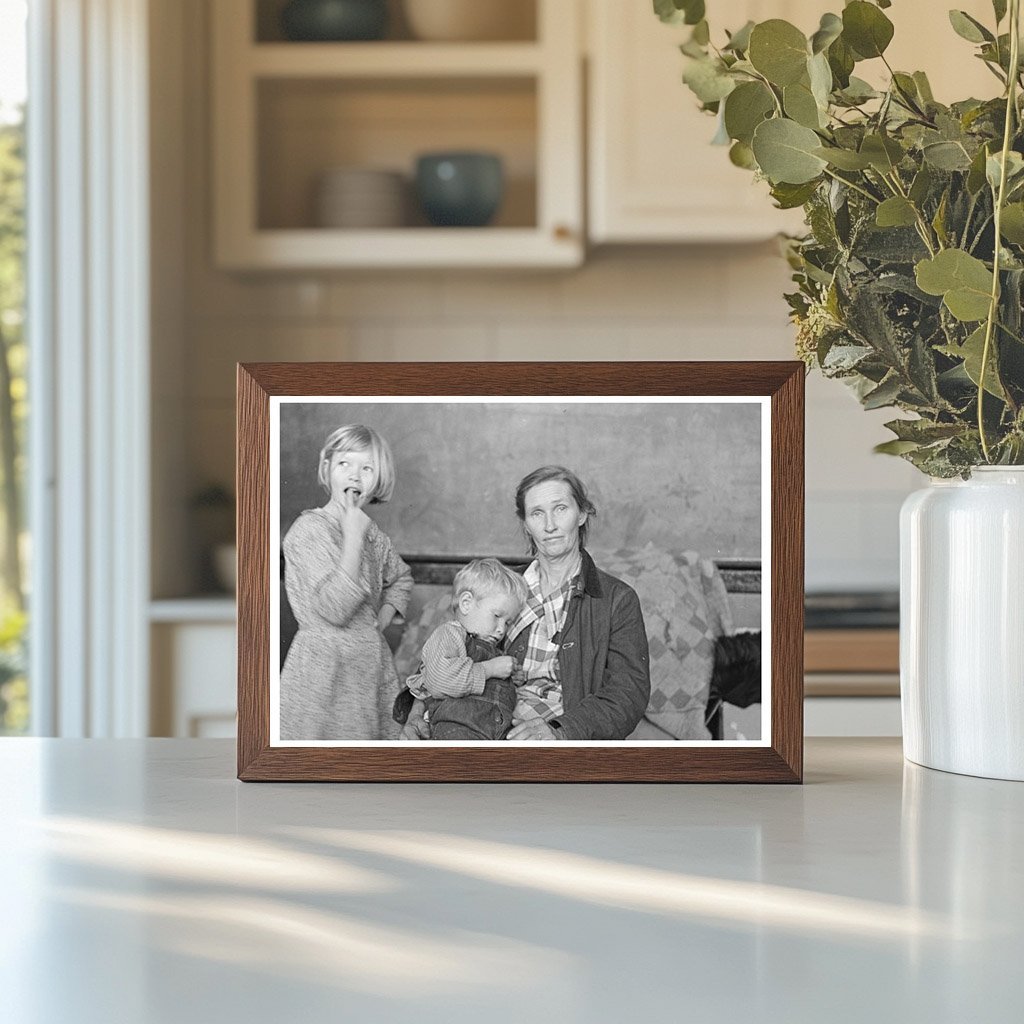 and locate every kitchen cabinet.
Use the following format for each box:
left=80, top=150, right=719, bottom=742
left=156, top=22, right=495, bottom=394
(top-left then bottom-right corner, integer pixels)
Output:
left=212, top=1, right=1002, bottom=265
left=211, top=0, right=583, bottom=268
left=587, top=0, right=810, bottom=243
left=586, top=0, right=999, bottom=244
left=804, top=620, right=900, bottom=736
left=150, top=601, right=237, bottom=738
